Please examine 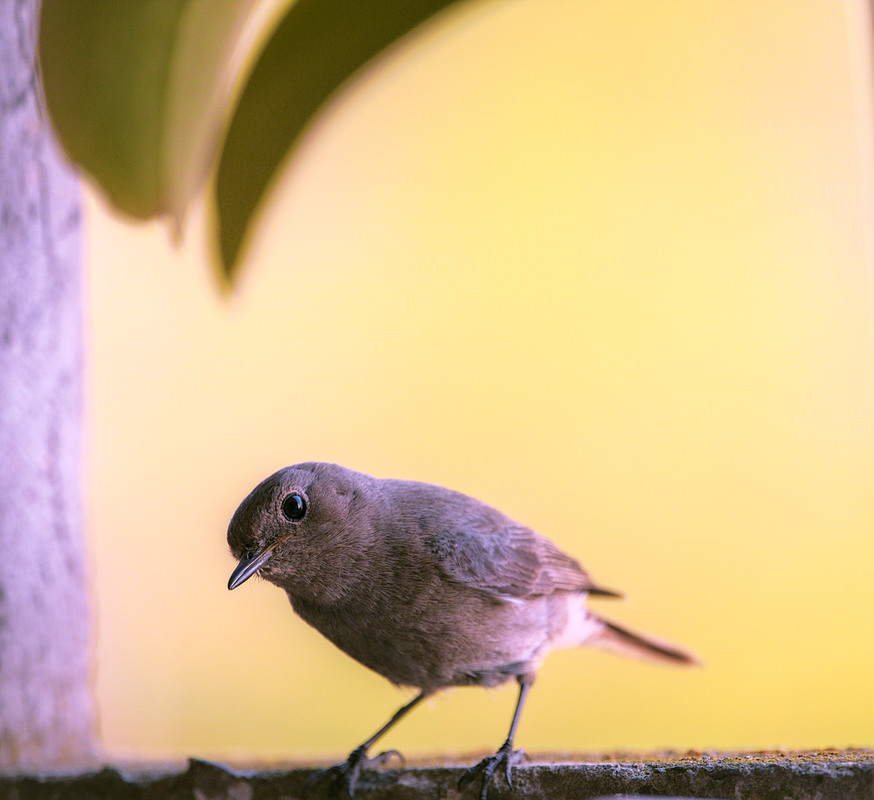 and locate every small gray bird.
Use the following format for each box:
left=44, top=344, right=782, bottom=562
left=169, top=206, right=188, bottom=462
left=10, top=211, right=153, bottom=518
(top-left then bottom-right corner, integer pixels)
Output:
left=227, top=462, right=697, bottom=799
